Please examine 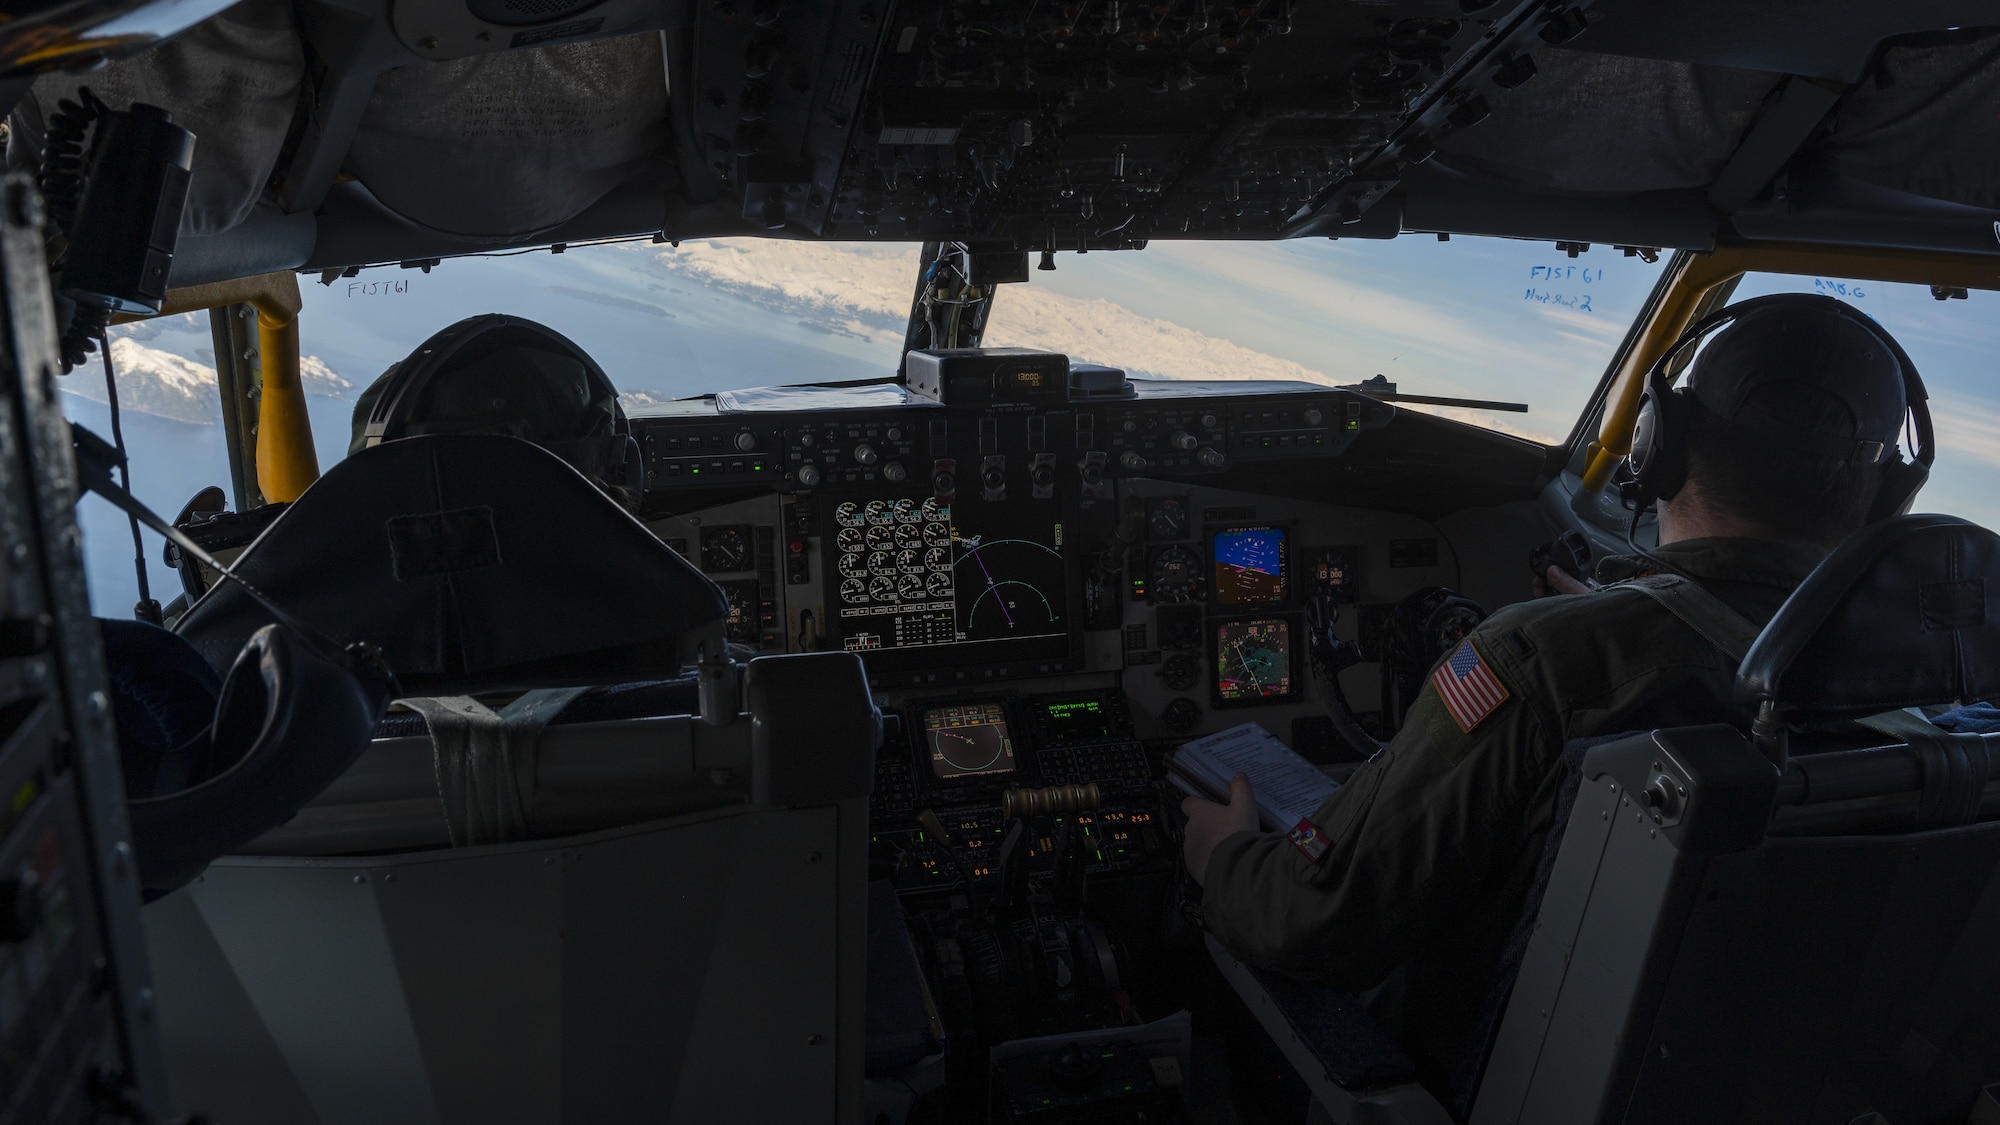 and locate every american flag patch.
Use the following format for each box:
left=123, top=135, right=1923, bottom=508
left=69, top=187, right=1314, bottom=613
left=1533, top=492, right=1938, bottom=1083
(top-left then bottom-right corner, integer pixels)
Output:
left=1288, top=819, right=1329, bottom=862
left=1432, top=639, right=1510, bottom=732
